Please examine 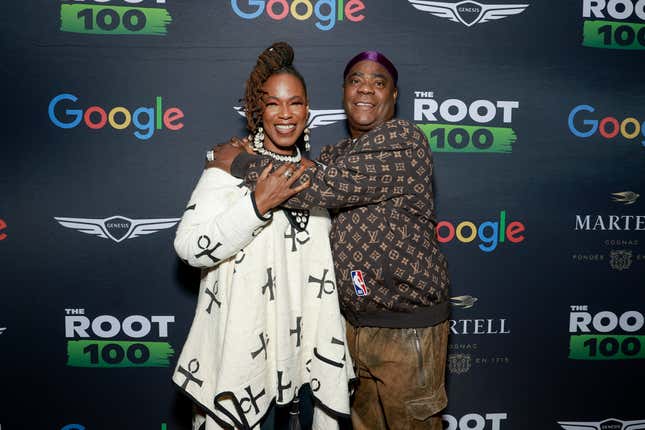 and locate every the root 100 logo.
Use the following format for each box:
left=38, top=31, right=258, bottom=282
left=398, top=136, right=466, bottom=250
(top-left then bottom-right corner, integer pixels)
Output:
left=65, top=309, right=175, bottom=368
left=582, top=0, right=645, bottom=50
left=568, top=305, right=644, bottom=360
left=60, top=0, right=172, bottom=36
left=442, top=413, right=507, bottom=430
left=413, top=91, right=519, bottom=153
